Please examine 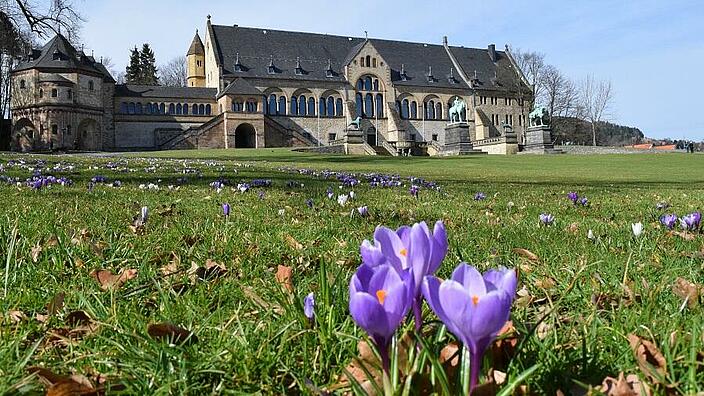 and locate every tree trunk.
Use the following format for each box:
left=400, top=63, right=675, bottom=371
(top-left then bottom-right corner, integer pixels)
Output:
left=591, top=122, right=597, bottom=146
